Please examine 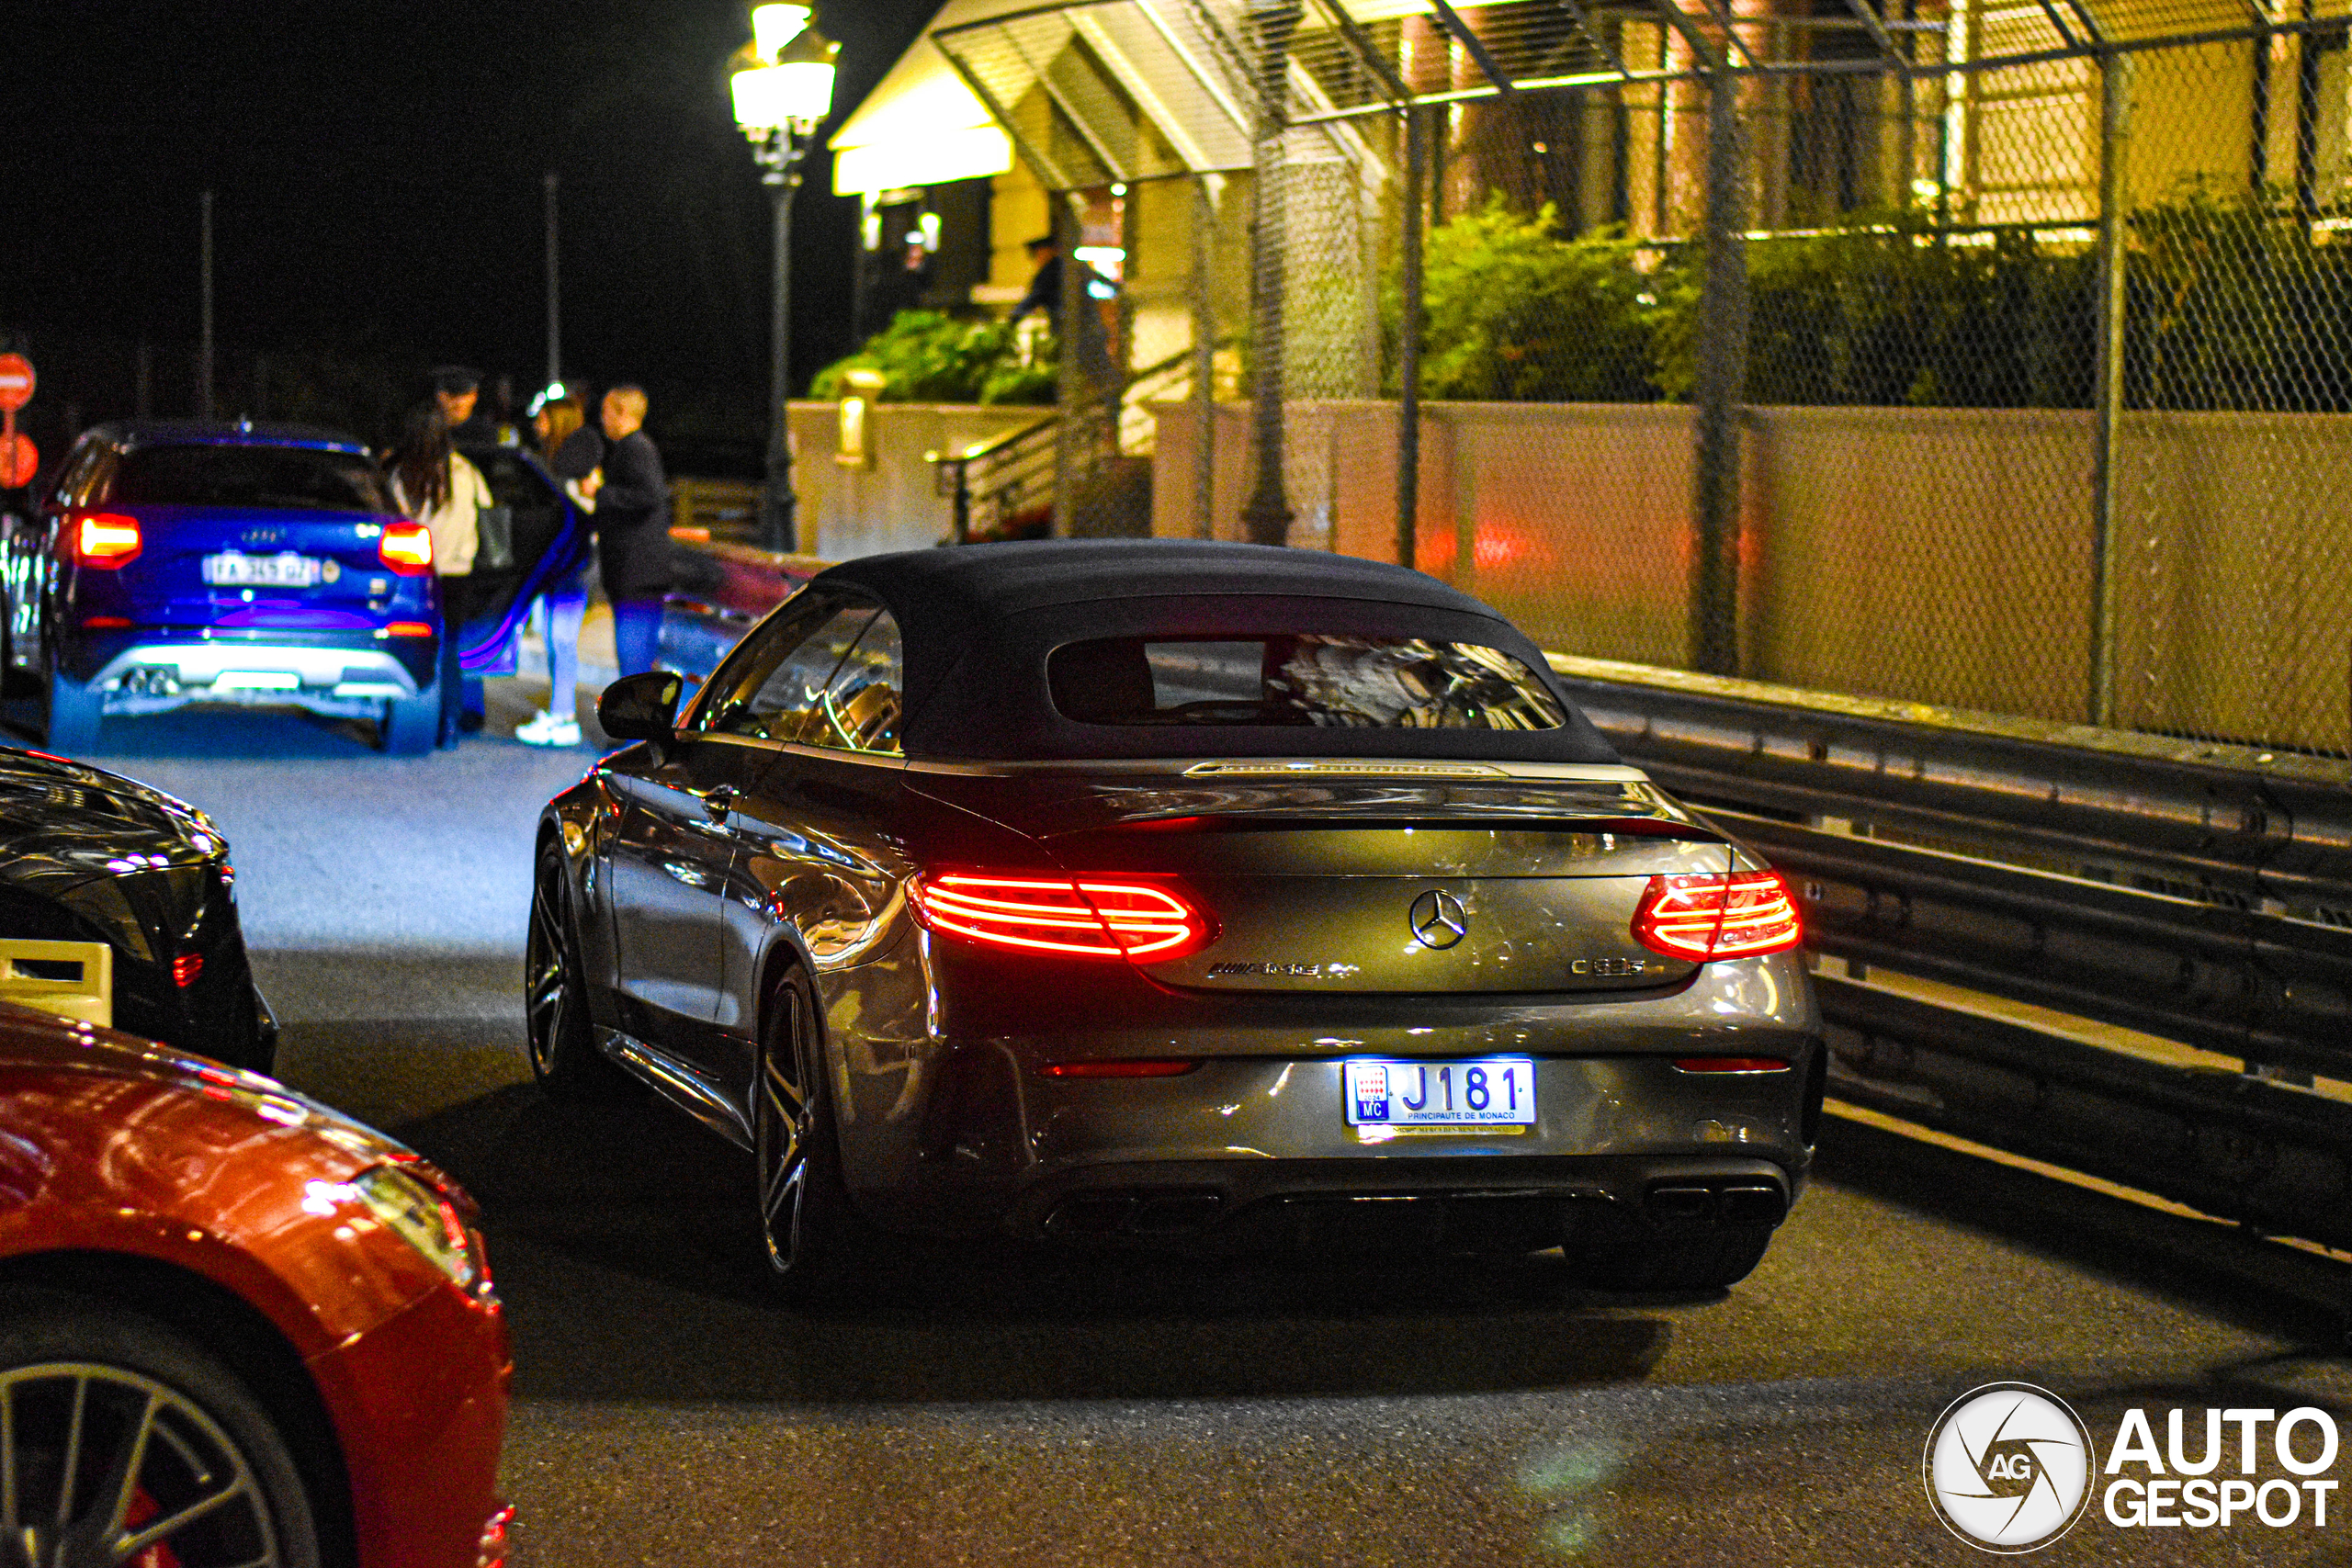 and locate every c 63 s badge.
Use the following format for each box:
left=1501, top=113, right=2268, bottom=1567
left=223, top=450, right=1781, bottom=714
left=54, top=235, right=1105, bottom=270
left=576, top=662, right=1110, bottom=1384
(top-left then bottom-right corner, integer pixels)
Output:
left=1568, top=956, right=1652, bottom=977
